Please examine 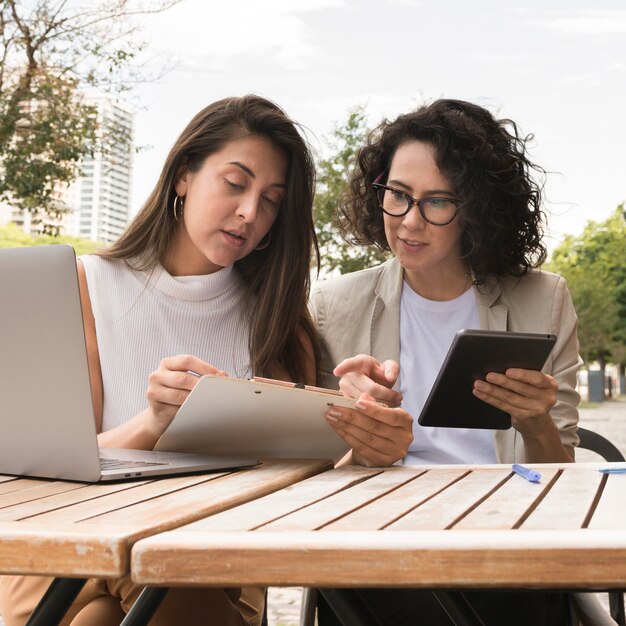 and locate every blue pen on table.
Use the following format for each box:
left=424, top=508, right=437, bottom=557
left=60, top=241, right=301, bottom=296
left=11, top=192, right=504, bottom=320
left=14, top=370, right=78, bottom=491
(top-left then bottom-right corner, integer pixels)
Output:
left=598, top=463, right=626, bottom=474
left=512, top=464, right=541, bottom=483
